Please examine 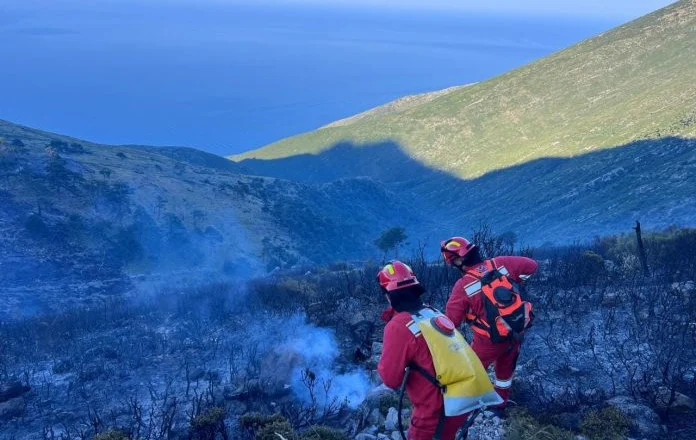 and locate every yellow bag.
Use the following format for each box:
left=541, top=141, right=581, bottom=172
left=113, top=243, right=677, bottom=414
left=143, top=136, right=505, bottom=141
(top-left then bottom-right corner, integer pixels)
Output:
left=406, top=307, right=503, bottom=416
